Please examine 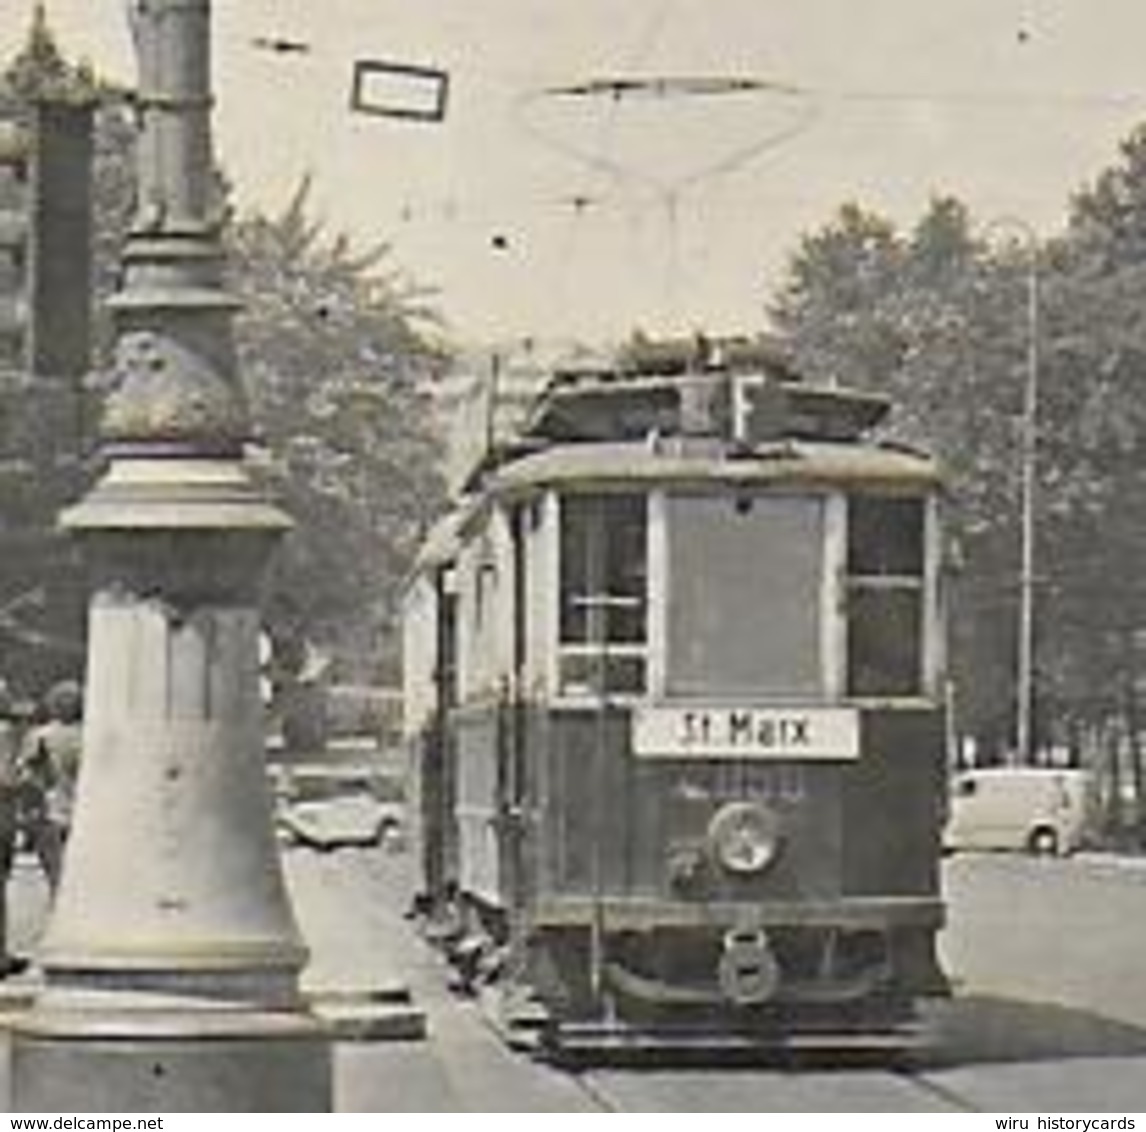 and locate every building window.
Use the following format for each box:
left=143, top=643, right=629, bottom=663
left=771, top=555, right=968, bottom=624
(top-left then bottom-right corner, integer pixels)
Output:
left=558, top=493, right=647, bottom=695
